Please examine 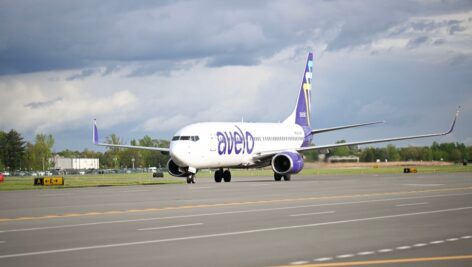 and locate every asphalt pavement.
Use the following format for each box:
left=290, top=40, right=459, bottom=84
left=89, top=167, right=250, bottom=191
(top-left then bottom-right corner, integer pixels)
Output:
left=0, top=172, right=471, bottom=267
